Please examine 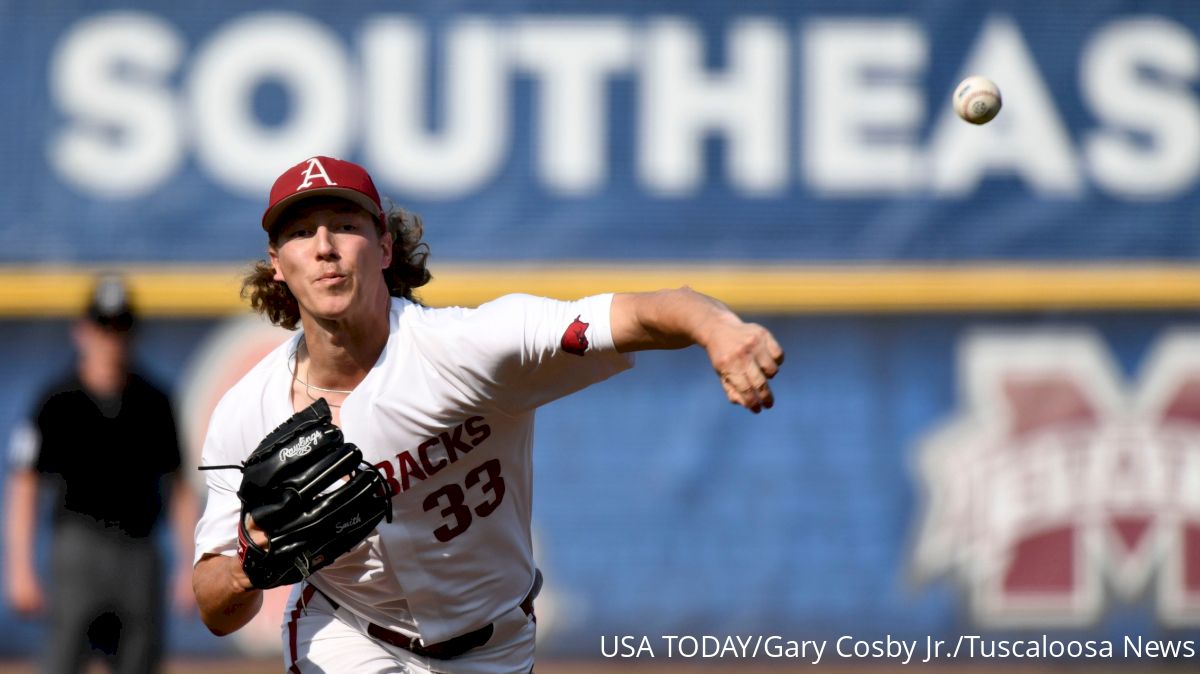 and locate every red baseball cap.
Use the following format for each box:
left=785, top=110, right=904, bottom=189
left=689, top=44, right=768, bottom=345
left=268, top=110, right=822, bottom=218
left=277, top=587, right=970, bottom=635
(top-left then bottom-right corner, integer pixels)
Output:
left=261, top=156, right=383, bottom=233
